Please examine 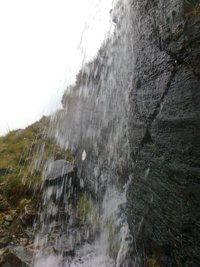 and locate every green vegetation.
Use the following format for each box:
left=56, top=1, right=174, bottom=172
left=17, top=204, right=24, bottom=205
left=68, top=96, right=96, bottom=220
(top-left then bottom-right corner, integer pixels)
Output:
left=76, top=194, right=99, bottom=223
left=76, top=195, right=120, bottom=258
left=104, top=218, right=120, bottom=258
left=184, top=0, right=200, bottom=17
left=76, top=194, right=93, bottom=218
left=0, top=116, right=73, bottom=244
left=0, top=116, right=72, bottom=206
left=146, top=256, right=160, bottom=267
